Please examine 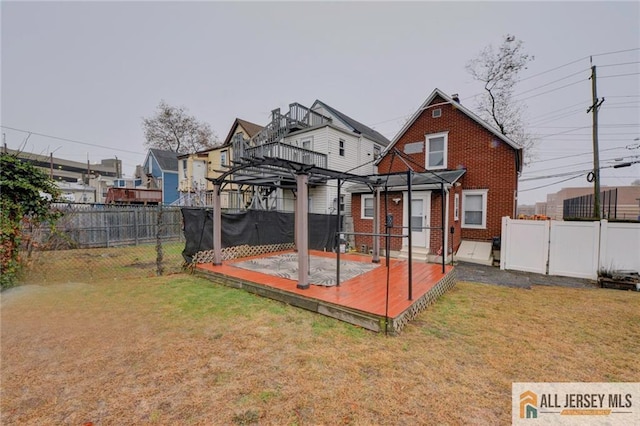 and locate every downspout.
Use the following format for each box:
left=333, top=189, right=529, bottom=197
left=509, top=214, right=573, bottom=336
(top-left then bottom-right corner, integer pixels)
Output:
left=444, top=186, right=450, bottom=264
